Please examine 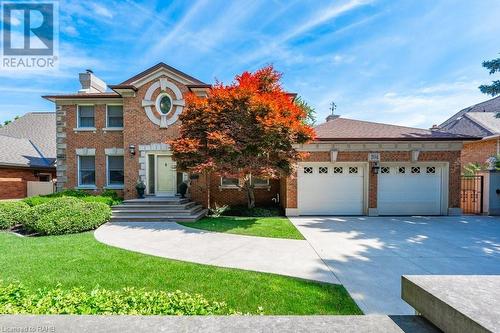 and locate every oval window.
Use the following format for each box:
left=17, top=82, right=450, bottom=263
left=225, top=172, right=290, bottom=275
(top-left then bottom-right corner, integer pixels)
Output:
left=159, top=95, right=172, bottom=114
